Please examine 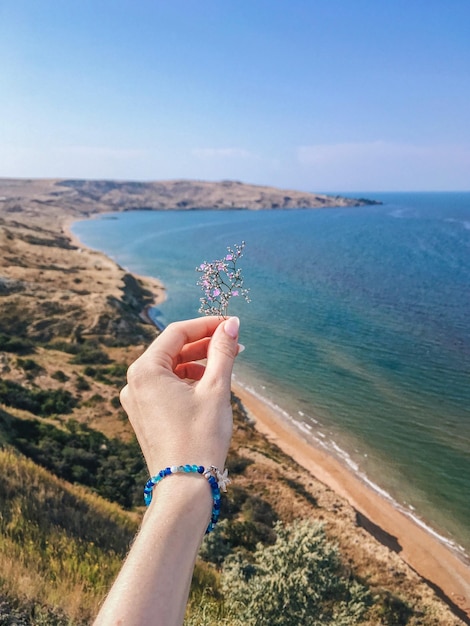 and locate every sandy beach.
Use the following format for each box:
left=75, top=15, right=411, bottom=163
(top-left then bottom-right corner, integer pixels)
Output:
left=232, top=381, right=470, bottom=621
